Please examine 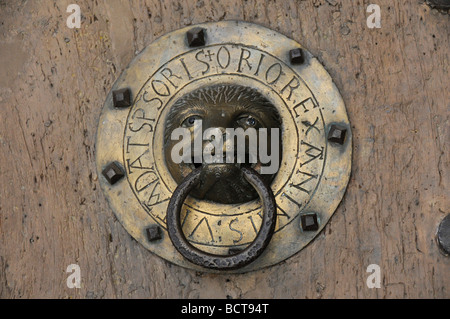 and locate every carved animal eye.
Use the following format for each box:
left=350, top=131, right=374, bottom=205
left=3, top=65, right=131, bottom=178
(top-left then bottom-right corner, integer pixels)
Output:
left=237, top=115, right=258, bottom=127
left=182, top=115, right=202, bottom=127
